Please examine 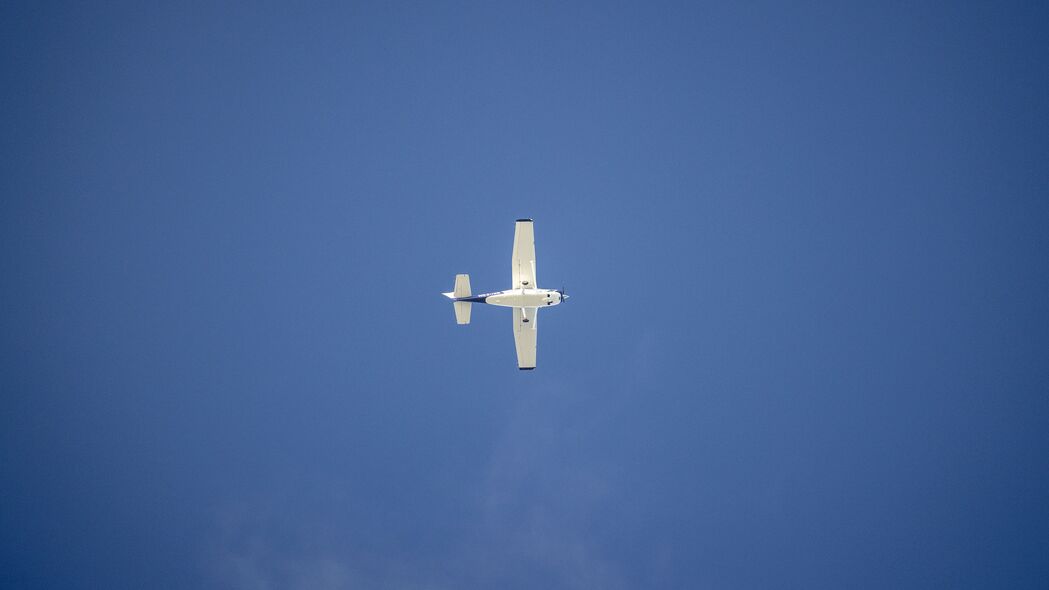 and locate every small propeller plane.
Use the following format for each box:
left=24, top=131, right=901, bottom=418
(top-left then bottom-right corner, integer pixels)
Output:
left=443, top=219, right=569, bottom=370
